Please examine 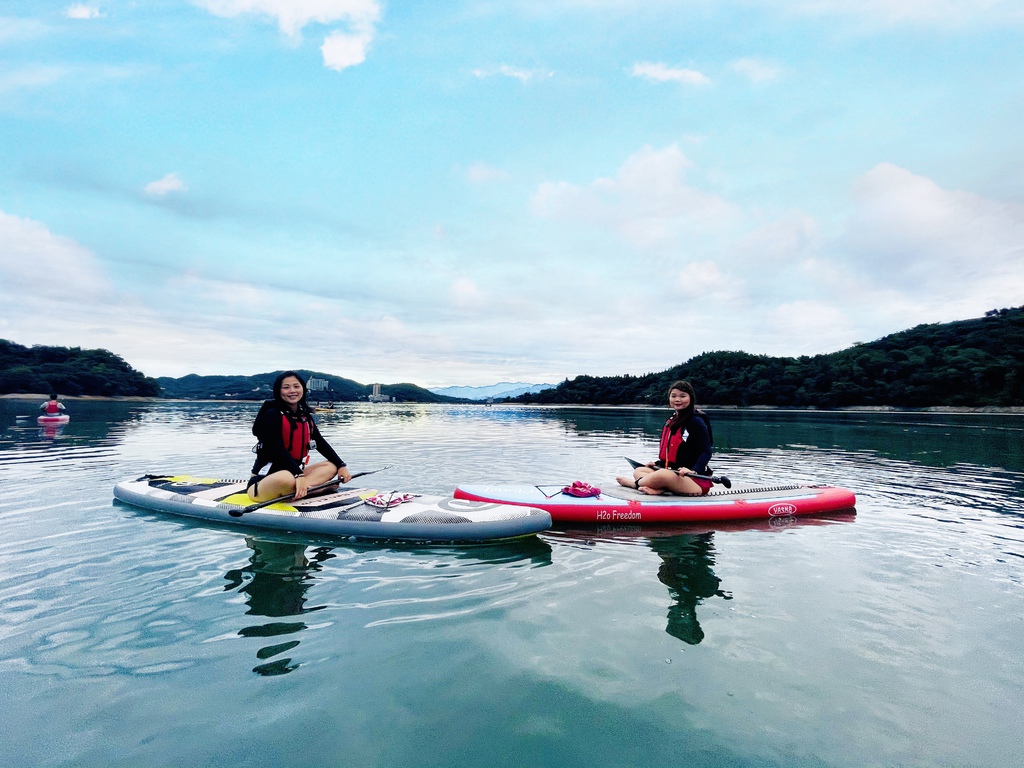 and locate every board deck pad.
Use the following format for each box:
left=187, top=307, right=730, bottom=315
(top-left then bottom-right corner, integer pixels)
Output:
left=597, top=483, right=808, bottom=502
